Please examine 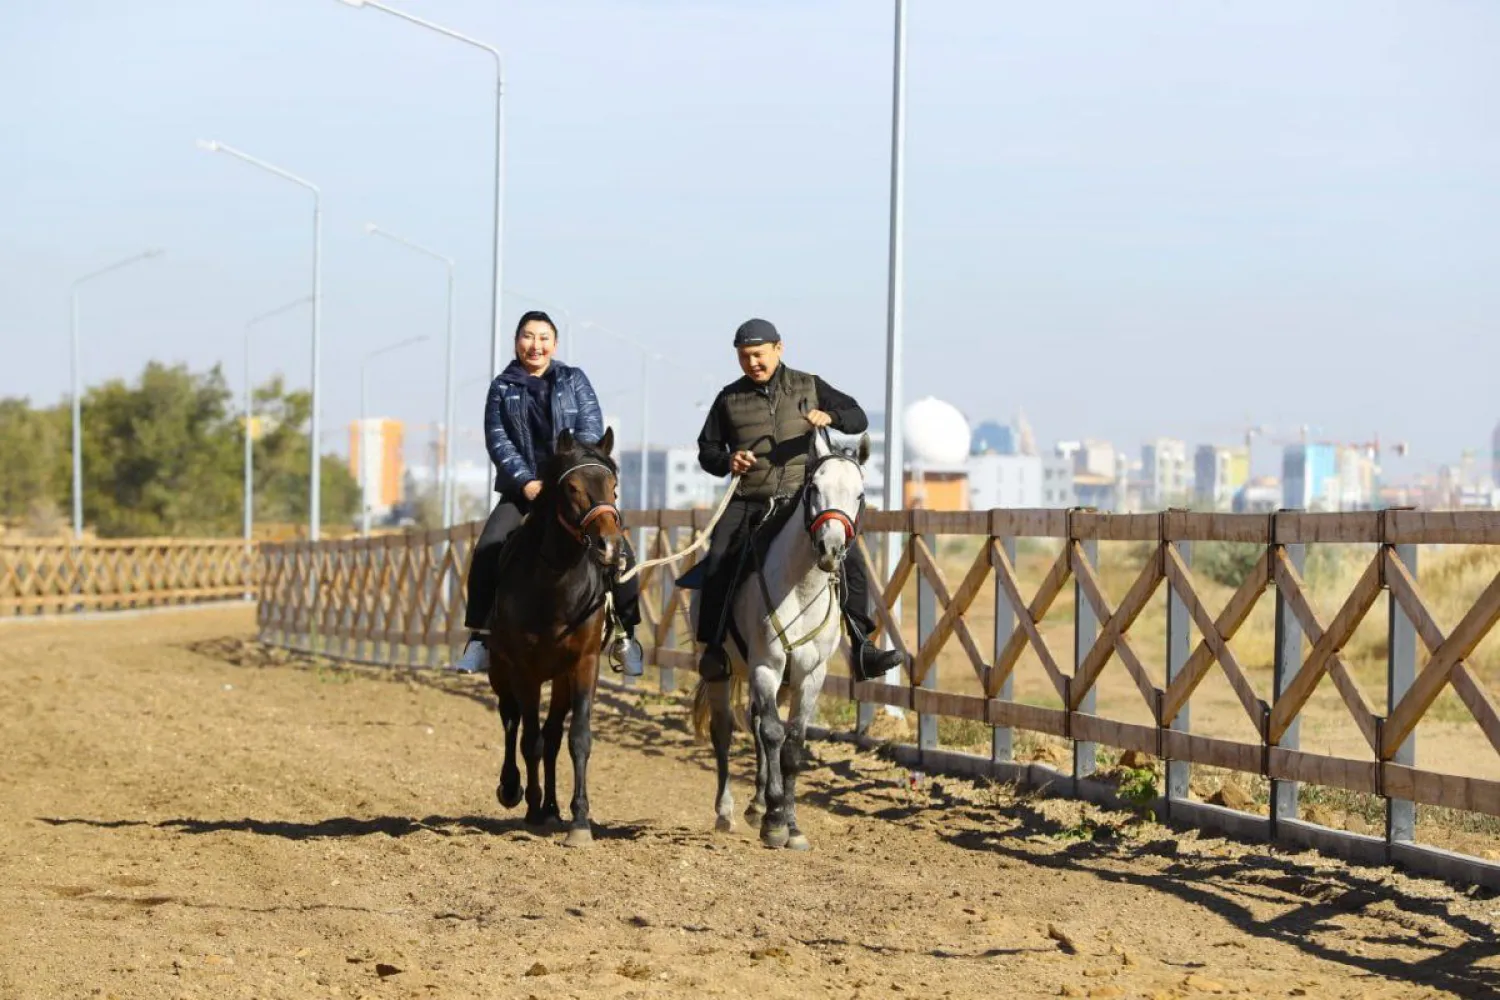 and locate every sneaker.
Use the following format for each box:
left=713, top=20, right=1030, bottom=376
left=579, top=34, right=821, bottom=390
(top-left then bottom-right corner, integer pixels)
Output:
left=608, top=634, right=645, bottom=677
left=452, top=638, right=488, bottom=674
